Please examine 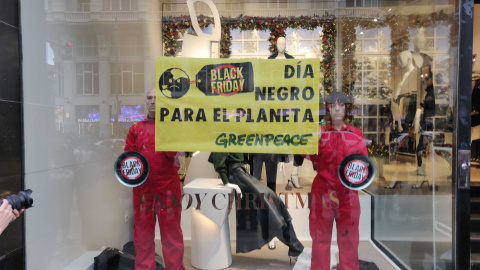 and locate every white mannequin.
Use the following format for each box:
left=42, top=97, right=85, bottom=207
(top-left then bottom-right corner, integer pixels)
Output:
left=266, top=36, right=300, bottom=251
left=391, top=28, right=427, bottom=133
left=386, top=28, right=430, bottom=189
left=275, top=37, right=287, bottom=59
left=271, top=37, right=303, bottom=189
